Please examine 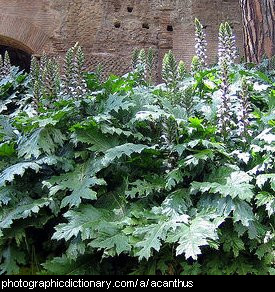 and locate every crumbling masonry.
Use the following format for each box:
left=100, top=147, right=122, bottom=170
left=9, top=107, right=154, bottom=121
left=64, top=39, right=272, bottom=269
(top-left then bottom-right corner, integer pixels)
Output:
left=0, top=0, right=244, bottom=78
